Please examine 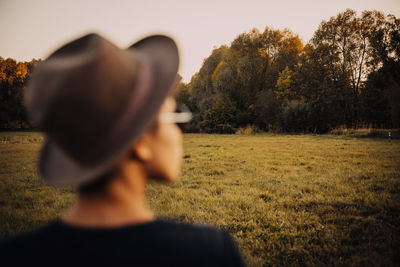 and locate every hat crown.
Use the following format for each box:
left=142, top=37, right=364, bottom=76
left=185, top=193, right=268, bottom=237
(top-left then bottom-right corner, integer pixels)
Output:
left=26, top=34, right=151, bottom=165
